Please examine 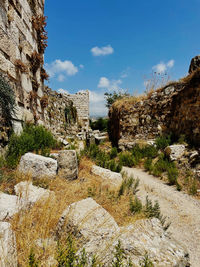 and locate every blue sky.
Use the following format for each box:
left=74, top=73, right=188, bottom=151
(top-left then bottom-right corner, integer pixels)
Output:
left=44, top=0, right=200, bottom=116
